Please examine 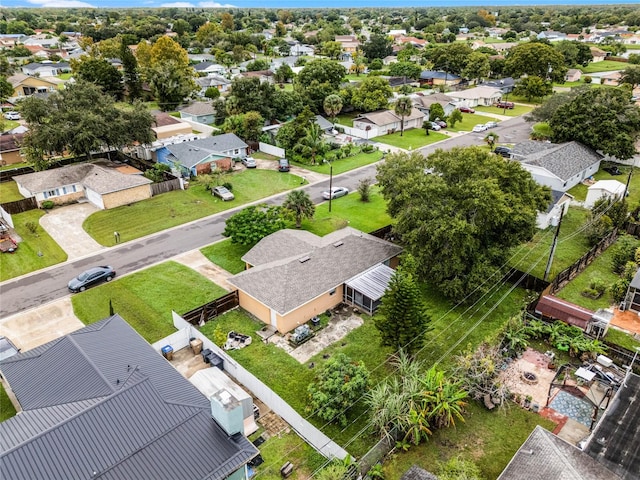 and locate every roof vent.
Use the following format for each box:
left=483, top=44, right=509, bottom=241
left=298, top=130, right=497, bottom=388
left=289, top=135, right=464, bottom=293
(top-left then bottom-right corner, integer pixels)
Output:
left=298, top=255, right=310, bottom=263
left=333, top=241, right=344, bottom=247
left=193, top=147, right=199, bottom=151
